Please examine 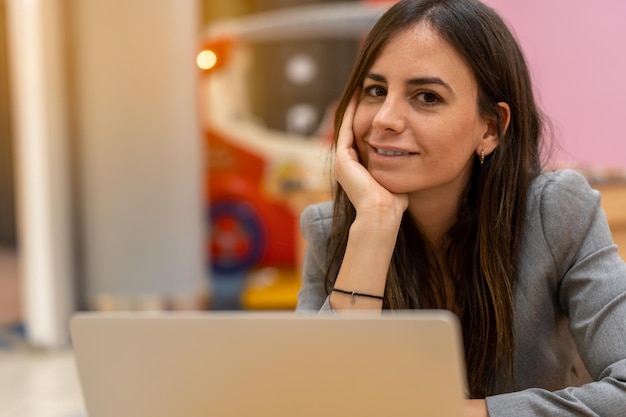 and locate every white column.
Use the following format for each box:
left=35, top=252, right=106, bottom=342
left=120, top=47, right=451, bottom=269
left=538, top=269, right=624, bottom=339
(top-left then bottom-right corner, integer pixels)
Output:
left=5, top=0, right=74, bottom=347
left=71, top=0, right=207, bottom=306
